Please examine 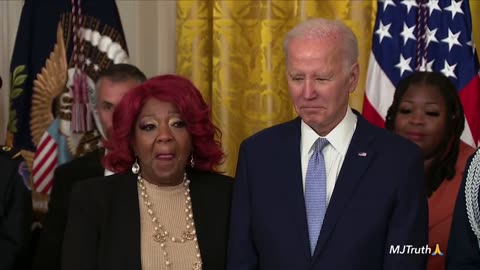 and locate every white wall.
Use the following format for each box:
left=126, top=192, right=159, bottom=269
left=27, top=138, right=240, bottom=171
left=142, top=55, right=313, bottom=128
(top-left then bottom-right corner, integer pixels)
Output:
left=117, top=0, right=177, bottom=78
left=0, top=1, right=23, bottom=144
